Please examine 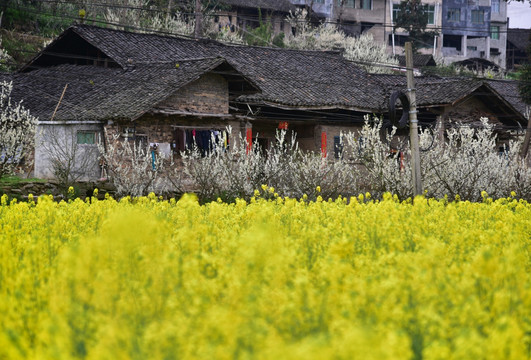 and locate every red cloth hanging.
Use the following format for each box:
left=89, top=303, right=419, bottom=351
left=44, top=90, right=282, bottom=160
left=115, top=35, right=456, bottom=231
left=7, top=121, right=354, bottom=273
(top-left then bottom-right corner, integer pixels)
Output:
left=246, top=128, right=252, bottom=154
left=321, top=132, right=327, bottom=158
